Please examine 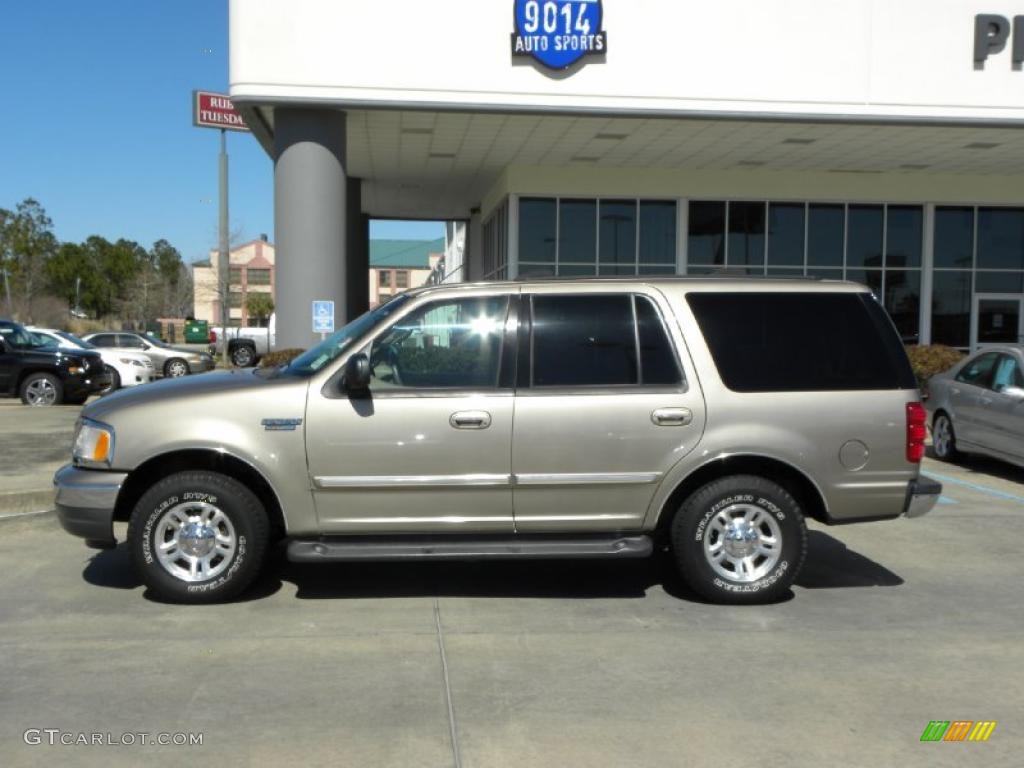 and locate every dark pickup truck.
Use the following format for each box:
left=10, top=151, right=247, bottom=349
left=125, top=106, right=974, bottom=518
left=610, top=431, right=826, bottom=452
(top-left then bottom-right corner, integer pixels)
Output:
left=0, top=319, right=110, bottom=405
